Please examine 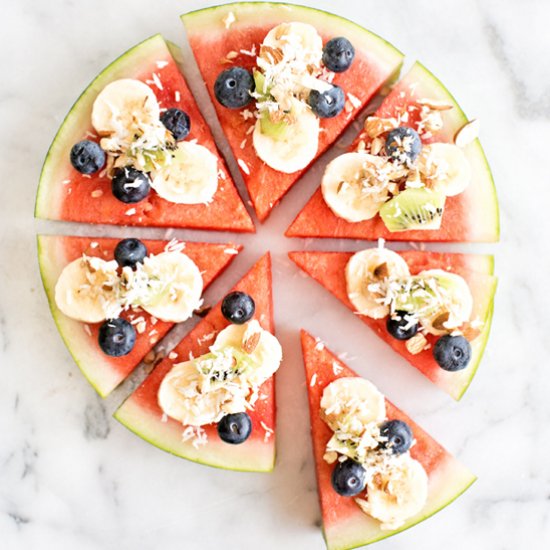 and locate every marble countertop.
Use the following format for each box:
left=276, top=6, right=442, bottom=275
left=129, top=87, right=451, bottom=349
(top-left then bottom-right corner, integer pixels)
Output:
left=1, top=0, right=548, bottom=548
